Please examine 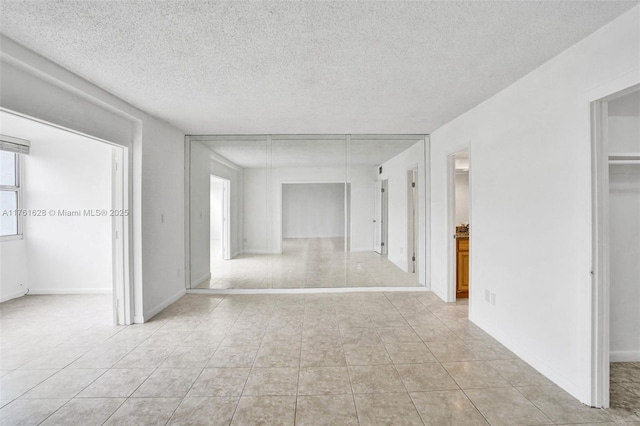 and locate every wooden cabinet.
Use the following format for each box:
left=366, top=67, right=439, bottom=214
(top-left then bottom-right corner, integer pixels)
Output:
left=456, top=237, right=469, bottom=298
